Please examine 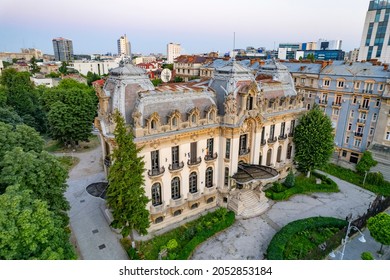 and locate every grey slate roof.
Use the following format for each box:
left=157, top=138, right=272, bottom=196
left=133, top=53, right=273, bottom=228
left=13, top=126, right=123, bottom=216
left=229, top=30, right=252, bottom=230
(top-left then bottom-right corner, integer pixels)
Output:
left=321, top=61, right=390, bottom=78
left=282, top=62, right=322, bottom=74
